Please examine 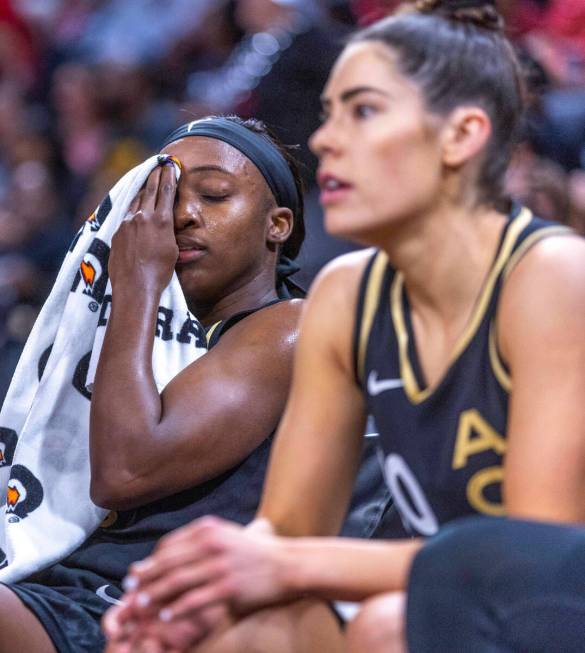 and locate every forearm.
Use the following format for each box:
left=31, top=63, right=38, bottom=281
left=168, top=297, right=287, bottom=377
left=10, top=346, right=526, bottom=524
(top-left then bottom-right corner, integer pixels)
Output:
left=90, top=287, right=162, bottom=473
left=281, top=536, right=423, bottom=601
left=256, top=406, right=366, bottom=537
